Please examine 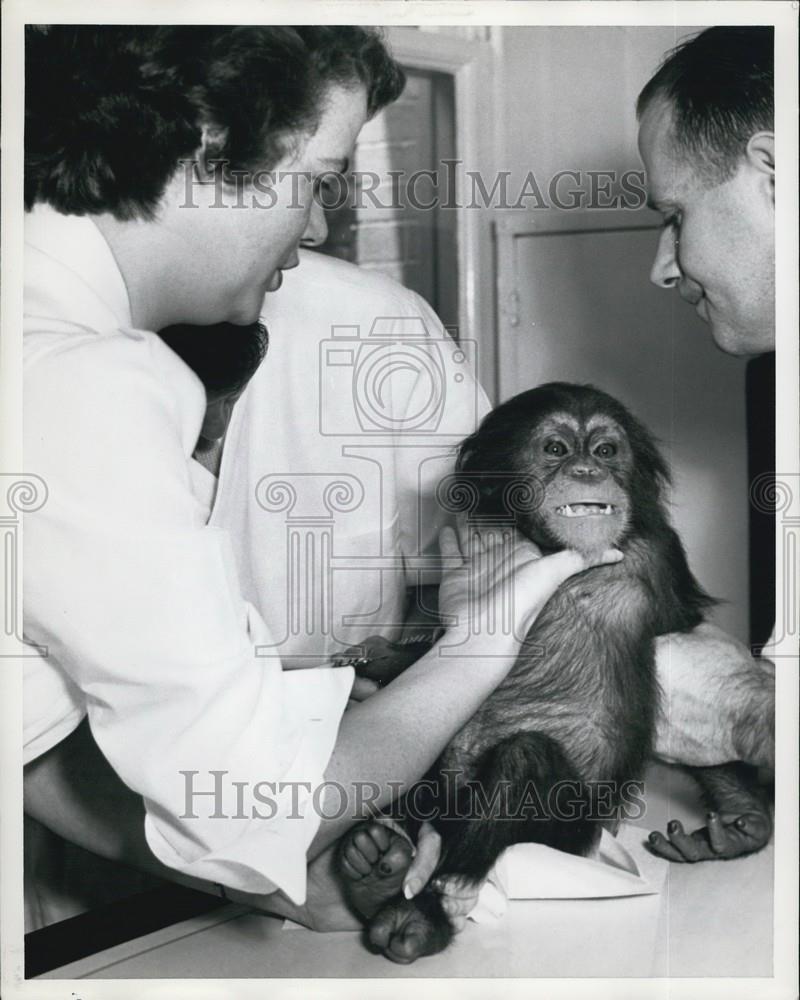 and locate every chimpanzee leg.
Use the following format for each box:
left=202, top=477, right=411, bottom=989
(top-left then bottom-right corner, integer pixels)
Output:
left=366, top=889, right=454, bottom=963
left=435, top=730, right=600, bottom=879
left=364, top=731, right=599, bottom=963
